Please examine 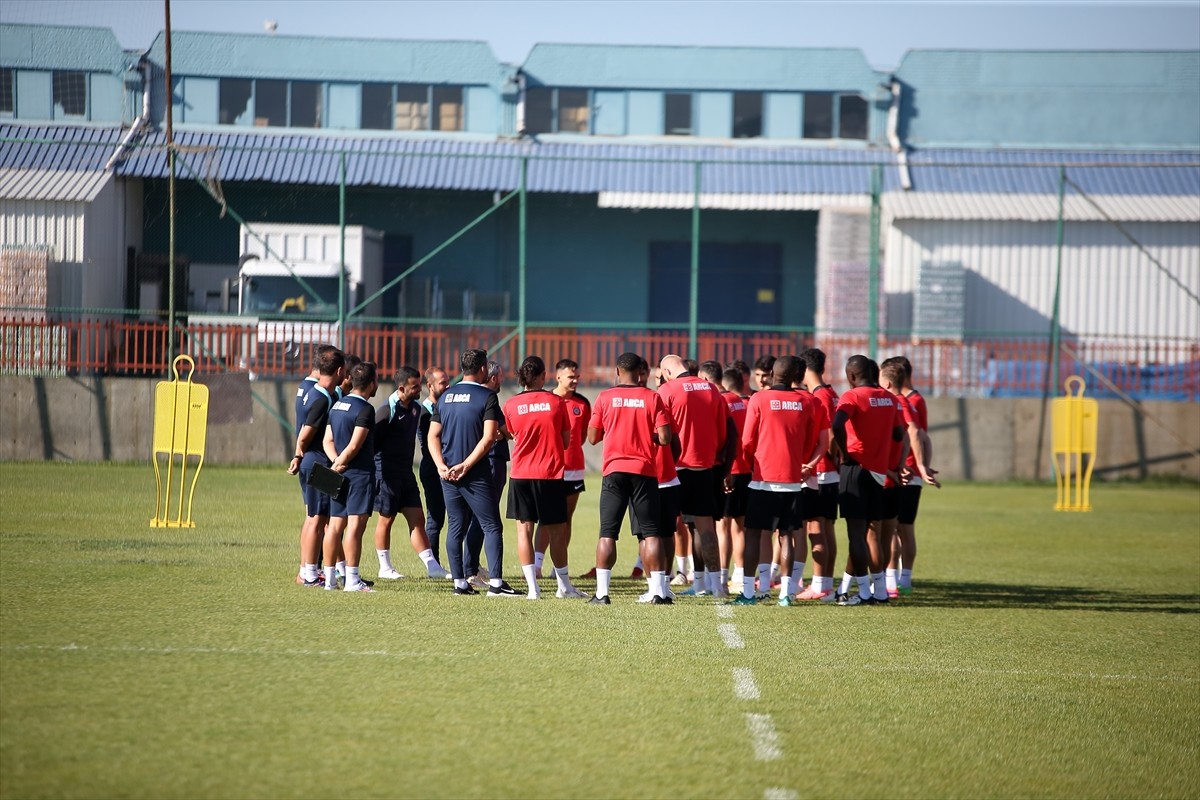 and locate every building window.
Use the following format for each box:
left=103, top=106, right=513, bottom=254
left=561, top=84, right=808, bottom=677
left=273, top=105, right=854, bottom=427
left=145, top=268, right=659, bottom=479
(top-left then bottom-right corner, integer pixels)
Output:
left=0, top=68, right=13, bottom=115
left=839, top=94, right=868, bottom=140
left=52, top=71, right=87, bottom=117
left=394, top=84, right=429, bottom=130
left=219, top=78, right=252, bottom=124
left=432, top=86, right=463, bottom=131
left=803, top=93, right=833, bottom=139
left=732, top=91, right=763, bottom=138
left=290, top=81, right=322, bottom=128
left=664, top=92, right=692, bottom=136
left=557, top=89, right=589, bottom=133
left=254, top=79, right=287, bottom=126
left=524, top=87, right=553, bottom=134
left=361, top=83, right=392, bottom=130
